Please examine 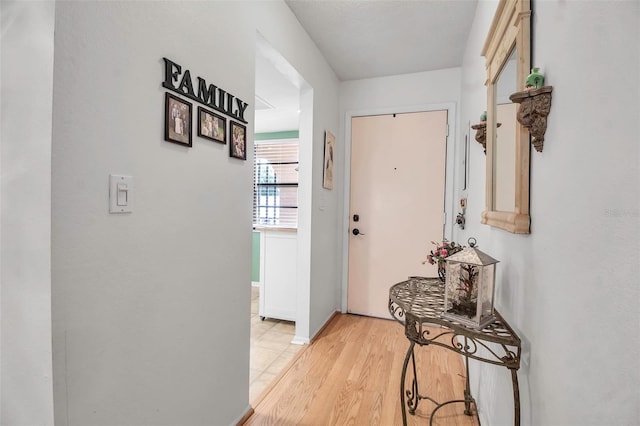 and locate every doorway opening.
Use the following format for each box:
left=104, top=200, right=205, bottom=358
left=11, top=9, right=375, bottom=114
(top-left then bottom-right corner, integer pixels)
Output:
left=250, top=32, right=313, bottom=402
